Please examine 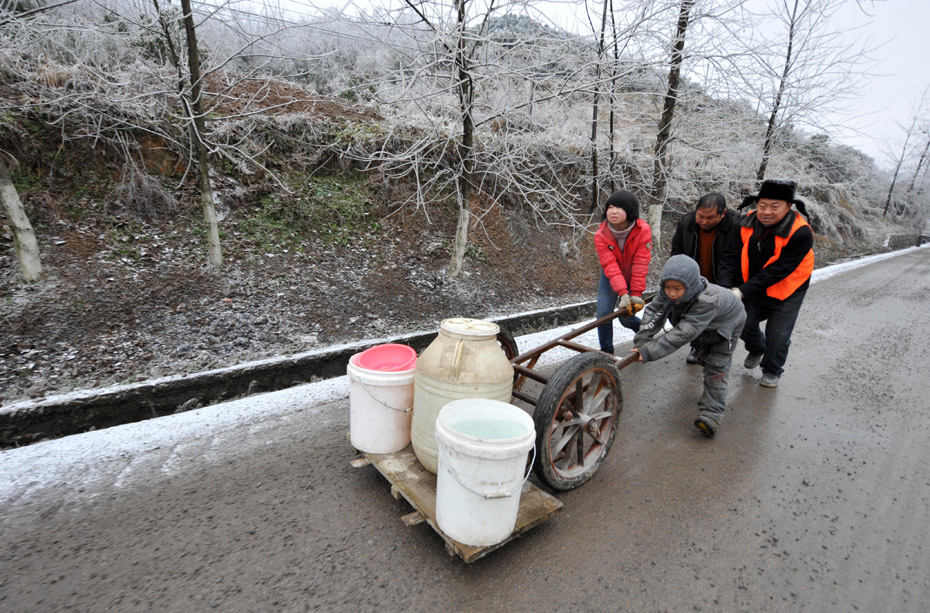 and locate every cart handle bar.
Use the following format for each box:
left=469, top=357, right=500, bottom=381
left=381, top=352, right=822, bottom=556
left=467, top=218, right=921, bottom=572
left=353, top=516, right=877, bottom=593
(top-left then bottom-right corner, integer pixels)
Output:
left=509, top=293, right=655, bottom=370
